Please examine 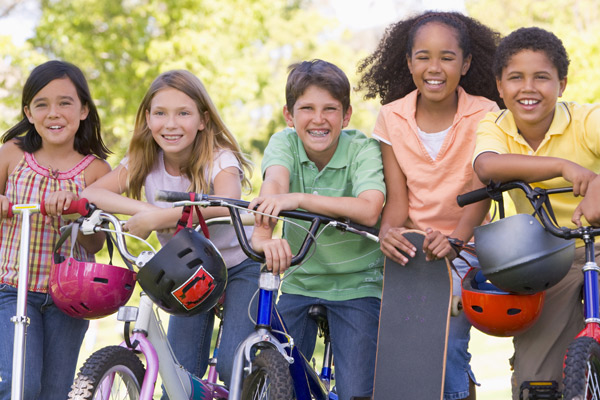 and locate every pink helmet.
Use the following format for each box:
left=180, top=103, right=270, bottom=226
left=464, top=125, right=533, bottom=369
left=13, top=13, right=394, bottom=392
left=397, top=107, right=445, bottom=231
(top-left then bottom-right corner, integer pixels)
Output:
left=49, top=257, right=136, bottom=319
left=50, top=223, right=136, bottom=319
